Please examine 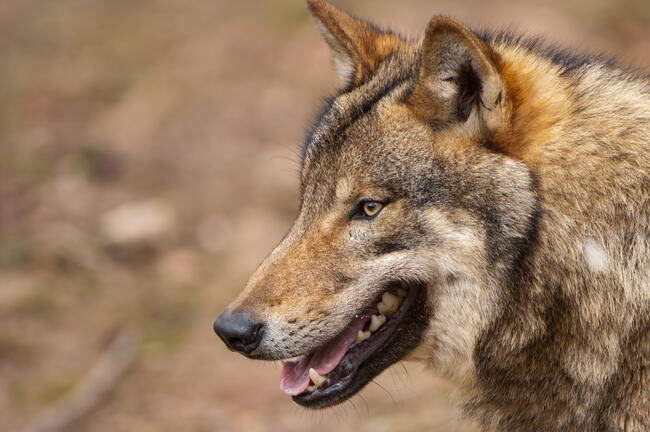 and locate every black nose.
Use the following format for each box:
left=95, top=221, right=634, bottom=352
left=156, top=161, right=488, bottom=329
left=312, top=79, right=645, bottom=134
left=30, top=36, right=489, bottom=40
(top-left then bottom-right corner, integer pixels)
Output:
left=213, top=310, right=264, bottom=355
